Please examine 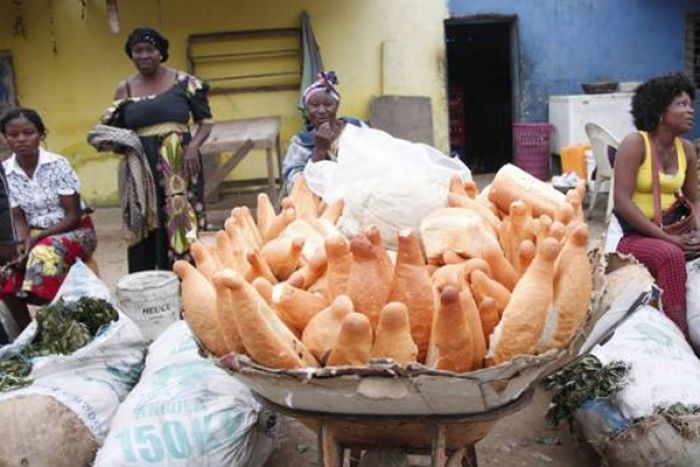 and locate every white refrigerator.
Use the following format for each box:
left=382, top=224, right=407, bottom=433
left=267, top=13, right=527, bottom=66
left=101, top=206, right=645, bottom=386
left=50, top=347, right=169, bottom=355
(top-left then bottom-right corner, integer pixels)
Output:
left=548, top=92, right=636, bottom=152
